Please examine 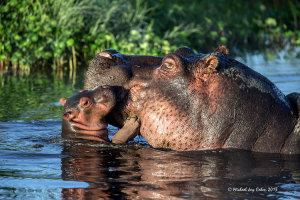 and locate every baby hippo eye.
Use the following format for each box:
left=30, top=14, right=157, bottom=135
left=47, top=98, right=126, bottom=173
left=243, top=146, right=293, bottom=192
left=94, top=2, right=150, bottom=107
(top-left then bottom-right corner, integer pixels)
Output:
left=79, top=97, right=92, bottom=108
